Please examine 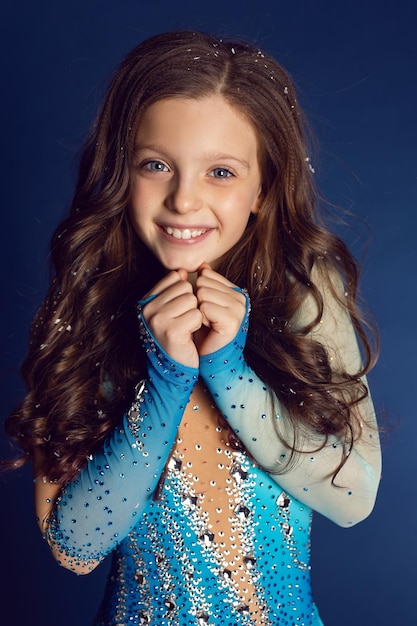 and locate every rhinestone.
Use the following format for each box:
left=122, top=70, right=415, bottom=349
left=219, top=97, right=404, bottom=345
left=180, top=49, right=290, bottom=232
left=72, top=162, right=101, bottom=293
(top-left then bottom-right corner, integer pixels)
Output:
left=164, top=597, right=176, bottom=612
left=230, top=464, right=248, bottom=483
left=243, top=555, right=257, bottom=570
left=168, top=457, right=182, bottom=471
left=199, top=530, right=215, bottom=546
left=182, top=493, right=198, bottom=507
left=234, top=504, right=251, bottom=520
left=134, top=570, right=145, bottom=585
left=128, top=407, right=139, bottom=420
left=196, top=612, right=210, bottom=625
left=277, top=492, right=291, bottom=510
